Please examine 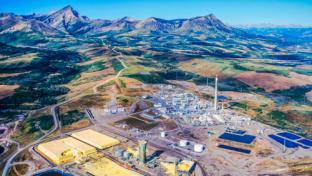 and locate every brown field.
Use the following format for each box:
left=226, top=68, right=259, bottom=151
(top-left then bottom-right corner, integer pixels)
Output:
left=281, top=104, right=312, bottom=112
left=220, top=91, right=272, bottom=105
left=0, top=85, right=19, bottom=99
left=168, top=80, right=198, bottom=90
left=66, top=70, right=114, bottom=98
left=295, top=64, right=312, bottom=70
left=119, top=77, right=143, bottom=88
left=78, top=56, right=108, bottom=66
left=0, top=53, right=37, bottom=64
left=81, top=67, right=114, bottom=78
left=179, top=59, right=241, bottom=78
left=60, top=94, right=110, bottom=112
left=78, top=46, right=112, bottom=58
left=236, top=71, right=312, bottom=92
left=0, top=72, right=28, bottom=78
left=253, top=139, right=274, bottom=158
left=287, top=157, right=312, bottom=175
left=306, top=90, right=312, bottom=102
left=61, top=119, right=91, bottom=133
left=253, top=159, right=287, bottom=172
